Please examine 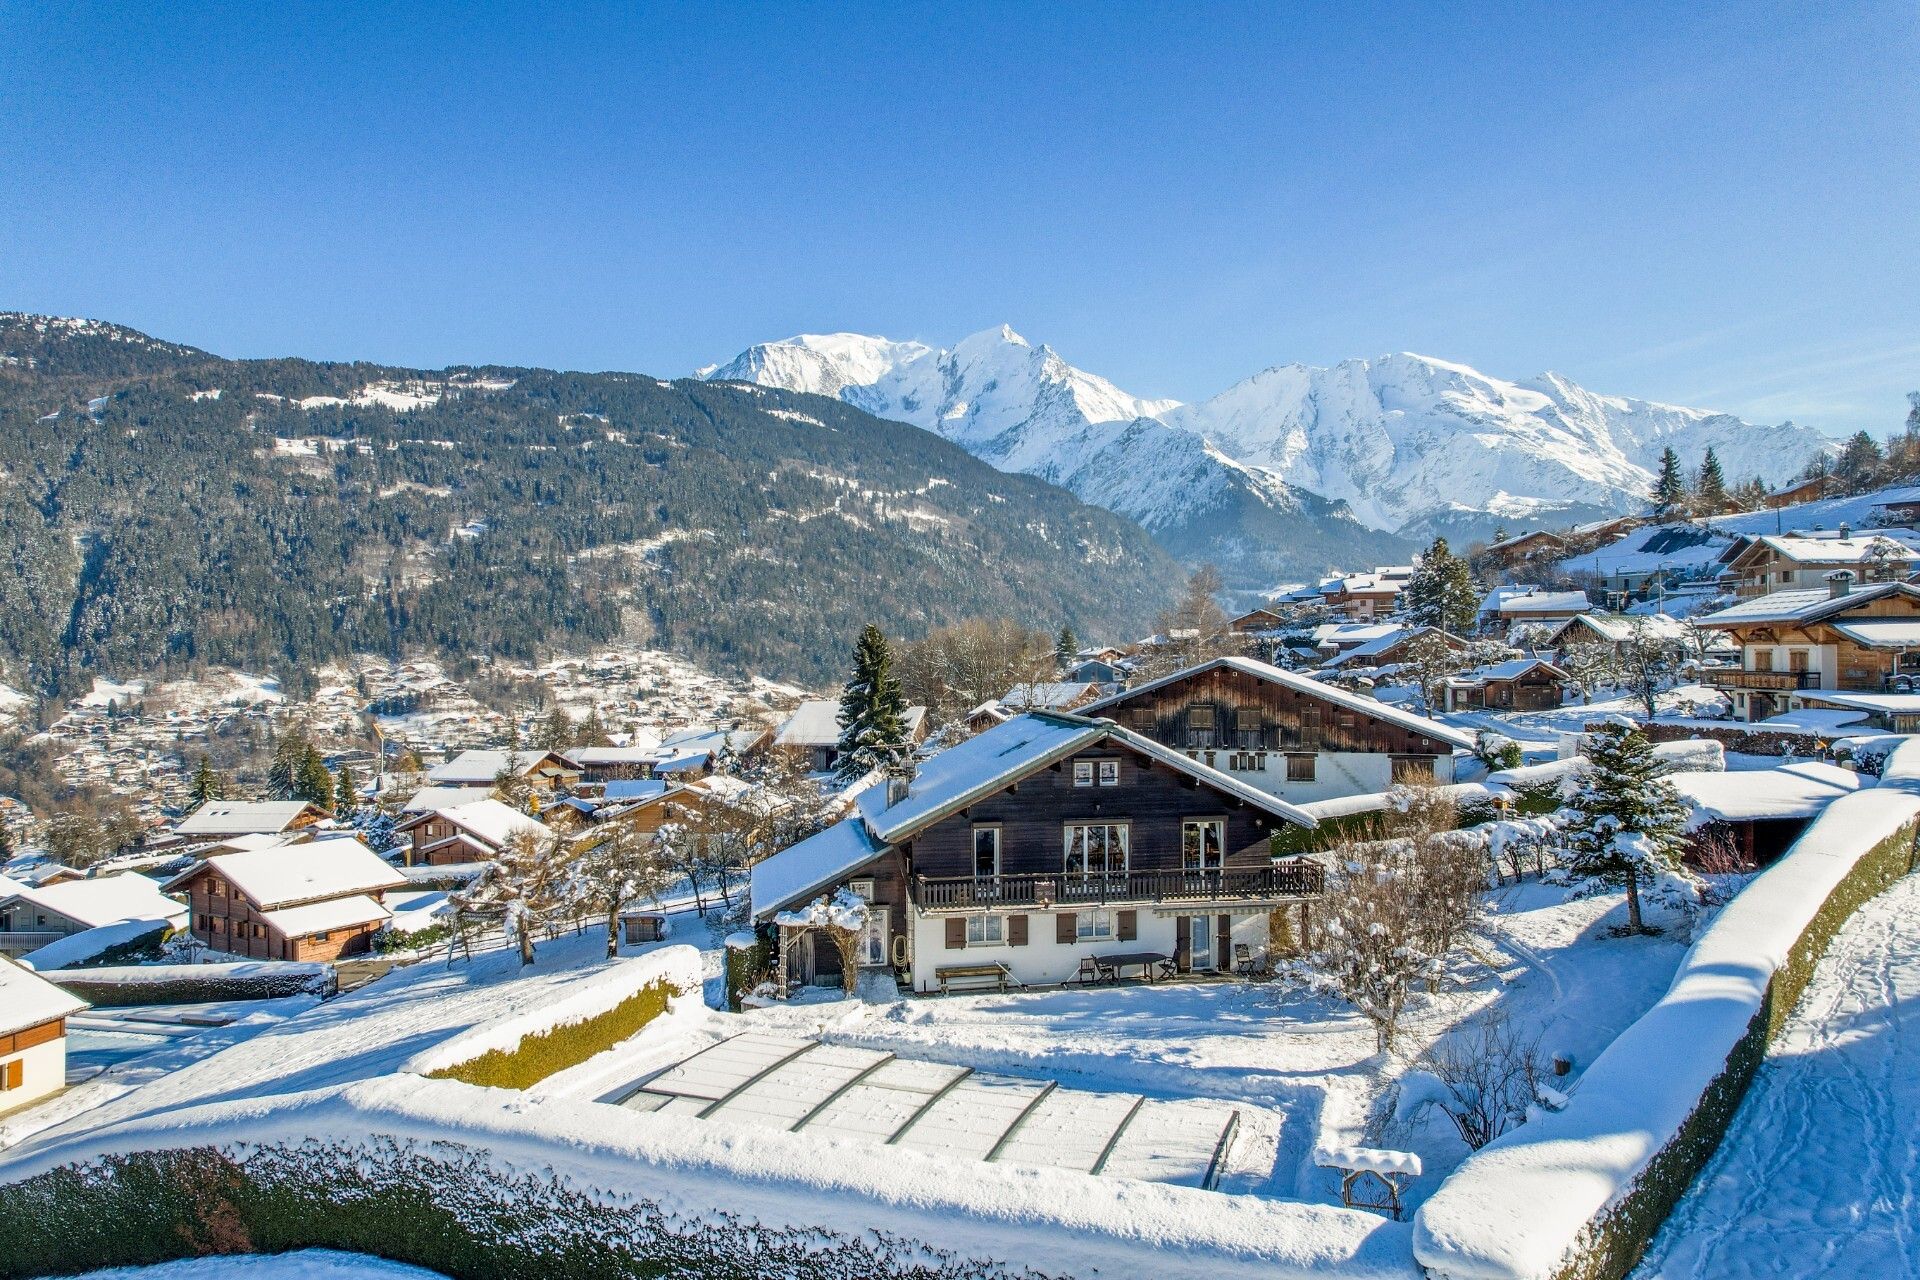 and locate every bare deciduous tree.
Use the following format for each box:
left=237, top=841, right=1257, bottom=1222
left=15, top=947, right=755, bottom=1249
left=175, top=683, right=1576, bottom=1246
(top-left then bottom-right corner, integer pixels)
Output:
left=1411, top=1011, right=1549, bottom=1150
